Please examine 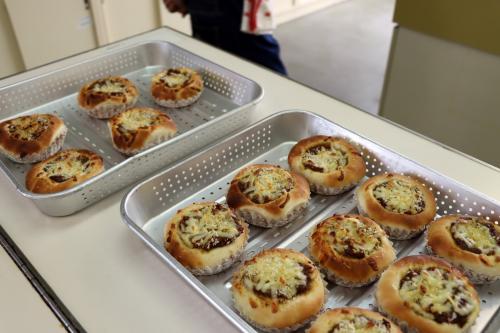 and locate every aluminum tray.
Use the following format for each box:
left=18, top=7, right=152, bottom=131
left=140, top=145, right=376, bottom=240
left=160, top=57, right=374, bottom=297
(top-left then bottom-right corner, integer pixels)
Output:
left=0, top=40, right=263, bottom=216
left=121, top=110, right=500, bottom=333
